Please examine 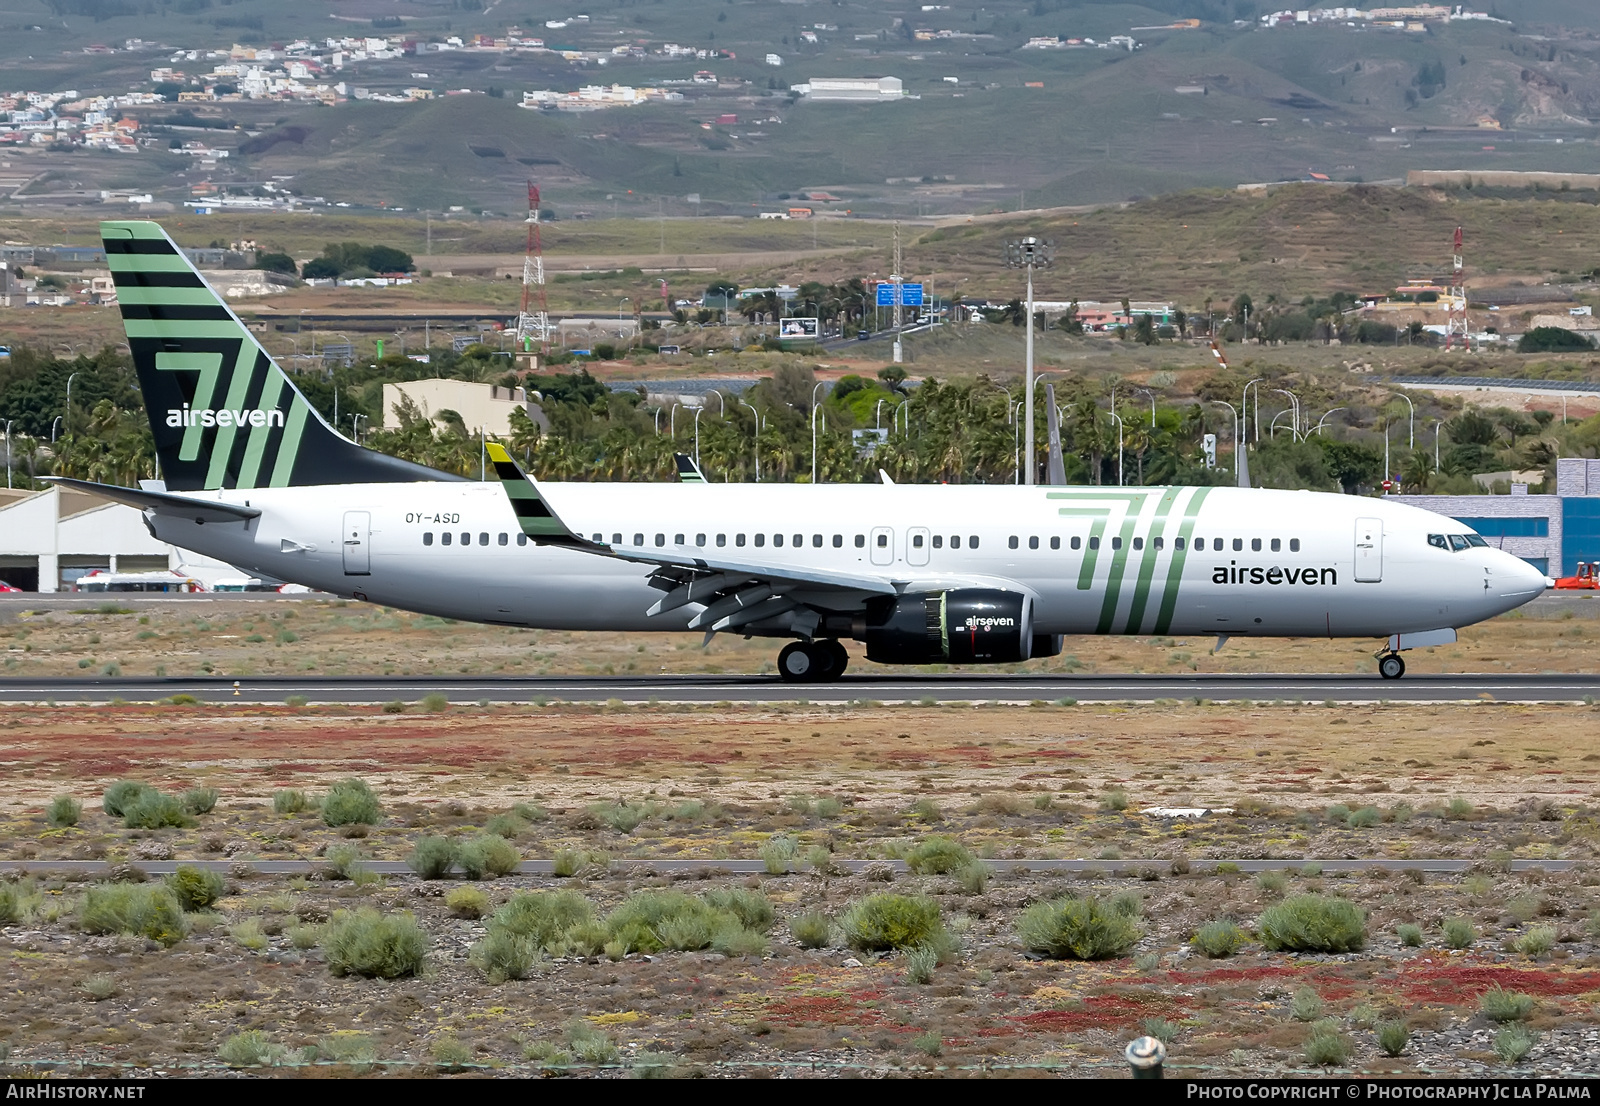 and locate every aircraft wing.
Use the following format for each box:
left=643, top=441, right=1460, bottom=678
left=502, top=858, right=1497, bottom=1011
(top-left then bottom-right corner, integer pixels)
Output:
left=487, top=443, right=895, bottom=634
left=43, top=476, right=262, bottom=524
